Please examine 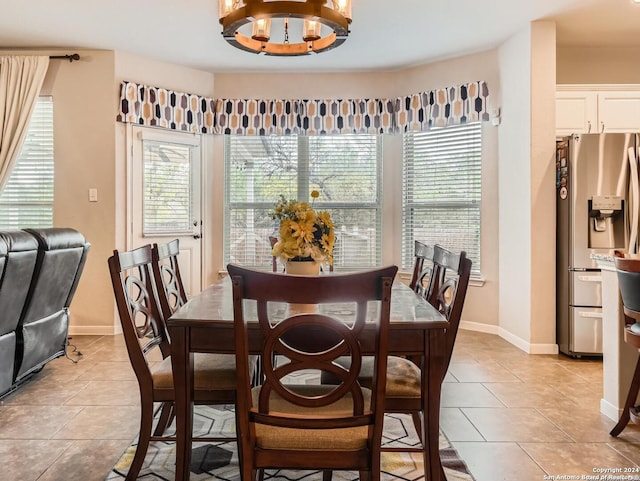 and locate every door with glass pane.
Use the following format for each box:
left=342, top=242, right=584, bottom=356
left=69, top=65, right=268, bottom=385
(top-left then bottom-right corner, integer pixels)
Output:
left=131, top=127, right=202, bottom=296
